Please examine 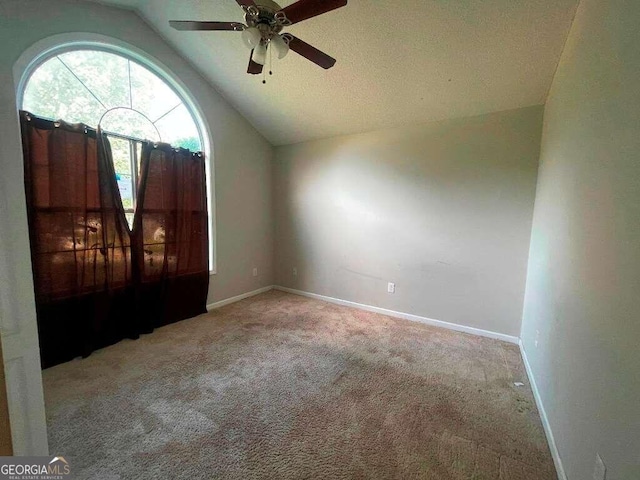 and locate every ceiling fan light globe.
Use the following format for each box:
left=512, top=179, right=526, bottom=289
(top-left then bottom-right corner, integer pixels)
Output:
left=271, top=34, right=290, bottom=59
left=253, top=42, right=268, bottom=65
left=241, top=27, right=261, bottom=49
